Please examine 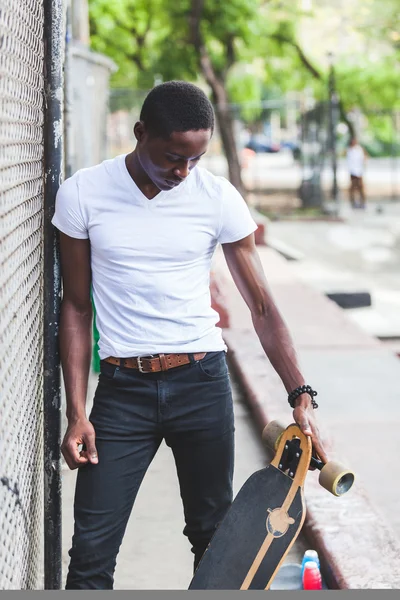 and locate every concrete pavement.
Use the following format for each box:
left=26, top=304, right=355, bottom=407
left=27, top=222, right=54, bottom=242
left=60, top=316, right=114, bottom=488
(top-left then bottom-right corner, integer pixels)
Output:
left=202, top=153, right=400, bottom=200
left=212, top=245, right=400, bottom=588
left=267, top=201, right=400, bottom=341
